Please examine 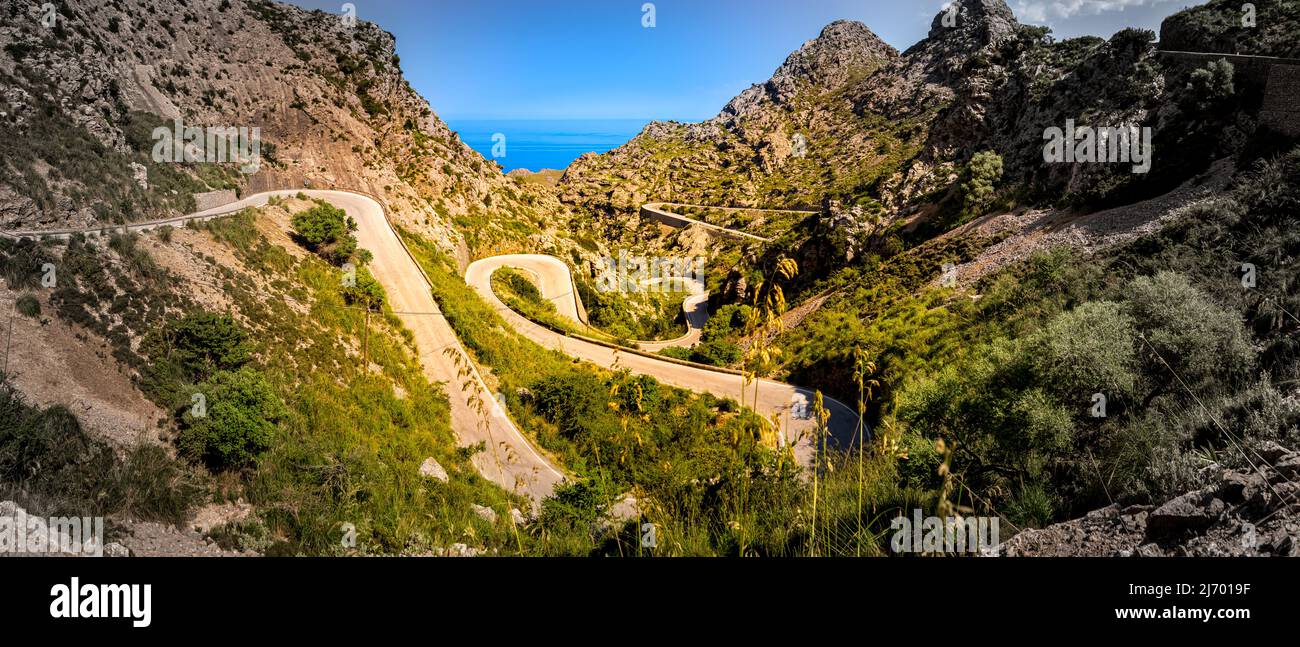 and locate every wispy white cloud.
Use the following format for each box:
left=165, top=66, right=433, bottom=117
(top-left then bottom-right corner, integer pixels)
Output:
left=1011, top=0, right=1179, bottom=24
